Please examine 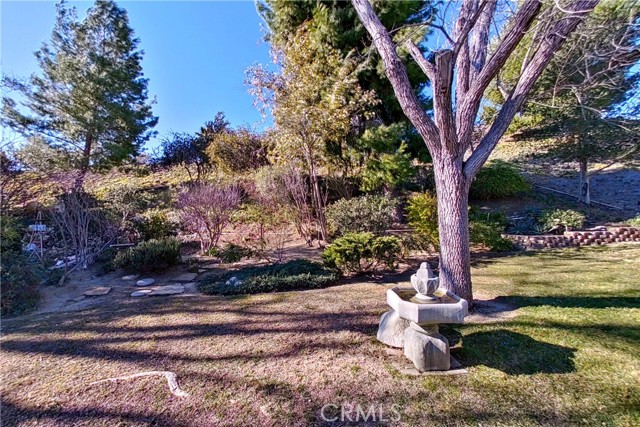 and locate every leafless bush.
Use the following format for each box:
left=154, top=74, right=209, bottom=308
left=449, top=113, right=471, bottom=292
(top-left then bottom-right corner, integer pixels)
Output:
left=51, top=190, right=116, bottom=284
left=177, top=184, right=241, bottom=252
